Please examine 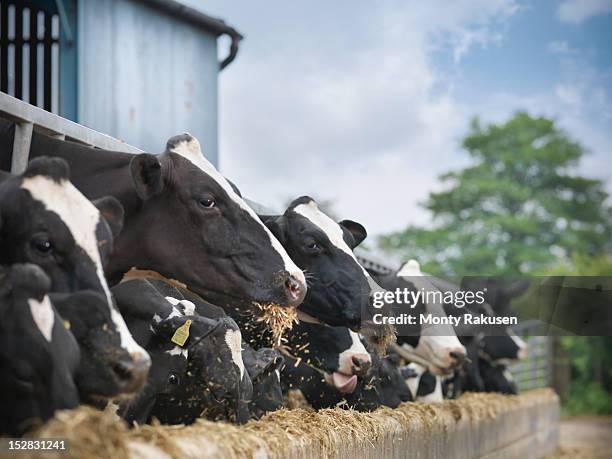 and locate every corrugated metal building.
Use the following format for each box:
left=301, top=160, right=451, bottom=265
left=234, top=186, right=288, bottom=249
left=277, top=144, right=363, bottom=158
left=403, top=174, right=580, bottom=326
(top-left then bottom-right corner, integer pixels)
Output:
left=0, top=0, right=242, bottom=165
